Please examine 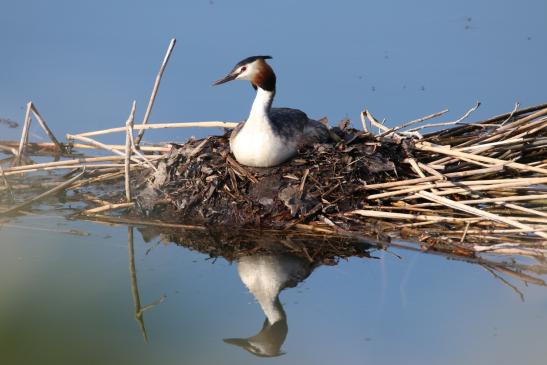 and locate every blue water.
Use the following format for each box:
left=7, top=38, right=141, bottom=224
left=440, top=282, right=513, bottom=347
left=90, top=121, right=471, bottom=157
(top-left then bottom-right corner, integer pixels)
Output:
left=0, top=216, right=546, bottom=365
left=1, top=0, right=547, bottom=144
left=1, top=1, right=547, bottom=364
